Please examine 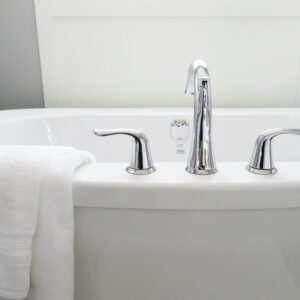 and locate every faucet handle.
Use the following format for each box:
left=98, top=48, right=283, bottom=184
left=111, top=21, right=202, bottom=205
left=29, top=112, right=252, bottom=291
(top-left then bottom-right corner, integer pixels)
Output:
left=246, top=128, right=300, bottom=175
left=93, top=129, right=156, bottom=175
